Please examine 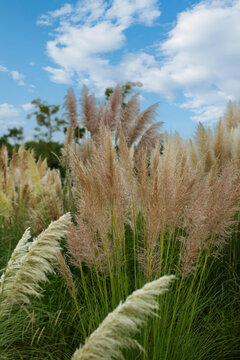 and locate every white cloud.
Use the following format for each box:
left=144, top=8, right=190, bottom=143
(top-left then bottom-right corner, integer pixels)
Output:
left=0, top=119, right=24, bottom=131
left=106, top=0, right=160, bottom=26
left=51, top=3, right=73, bottom=18
left=21, top=102, right=35, bottom=112
left=118, top=0, right=240, bottom=123
left=44, top=66, right=73, bottom=84
left=0, top=64, right=8, bottom=72
left=11, top=70, right=24, bottom=81
left=43, top=20, right=126, bottom=88
left=73, top=0, right=108, bottom=24
left=190, top=106, right=224, bottom=124
left=40, top=0, right=161, bottom=92
left=37, top=3, right=73, bottom=25
left=37, top=0, right=160, bottom=27
left=10, top=71, right=26, bottom=86
left=46, top=22, right=125, bottom=66
left=0, top=104, right=20, bottom=120
left=19, top=80, right=26, bottom=86
left=40, top=0, right=240, bottom=124
left=0, top=65, right=33, bottom=88
left=0, top=104, right=27, bottom=130
left=152, top=0, right=240, bottom=122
